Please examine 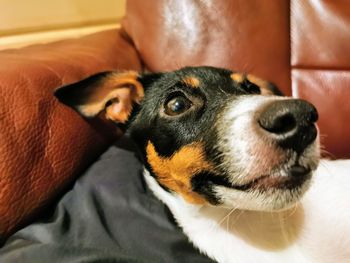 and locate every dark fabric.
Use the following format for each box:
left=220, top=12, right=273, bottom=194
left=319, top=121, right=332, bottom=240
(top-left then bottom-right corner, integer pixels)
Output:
left=0, top=137, right=215, bottom=263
